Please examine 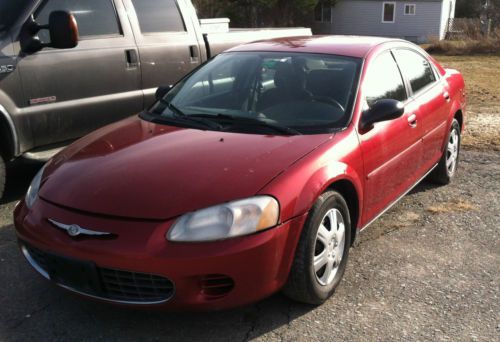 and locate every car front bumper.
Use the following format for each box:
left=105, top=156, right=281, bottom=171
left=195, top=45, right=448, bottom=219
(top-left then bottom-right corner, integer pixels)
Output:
left=14, top=198, right=307, bottom=310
